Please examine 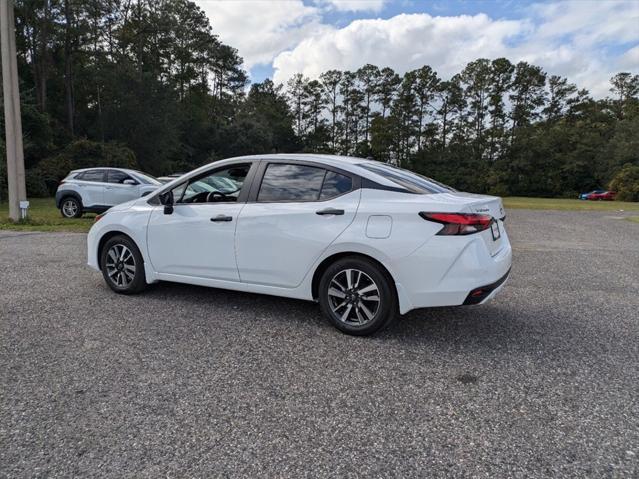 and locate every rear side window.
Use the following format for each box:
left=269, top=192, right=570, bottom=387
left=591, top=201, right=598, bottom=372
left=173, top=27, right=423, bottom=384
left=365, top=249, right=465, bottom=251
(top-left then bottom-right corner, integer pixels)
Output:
left=107, top=170, right=133, bottom=184
left=258, top=164, right=325, bottom=202
left=320, top=171, right=352, bottom=200
left=257, top=164, right=353, bottom=202
left=78, top=170, right=105, bottom=182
